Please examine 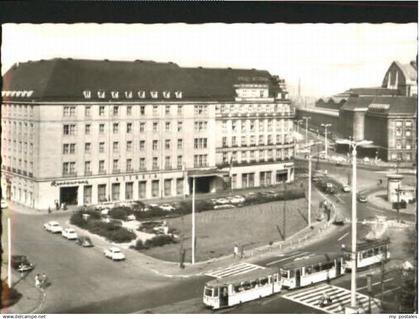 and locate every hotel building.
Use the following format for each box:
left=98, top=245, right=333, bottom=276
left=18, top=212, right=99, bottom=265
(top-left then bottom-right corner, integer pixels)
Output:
left=1, top=59, right=295, bottom=209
